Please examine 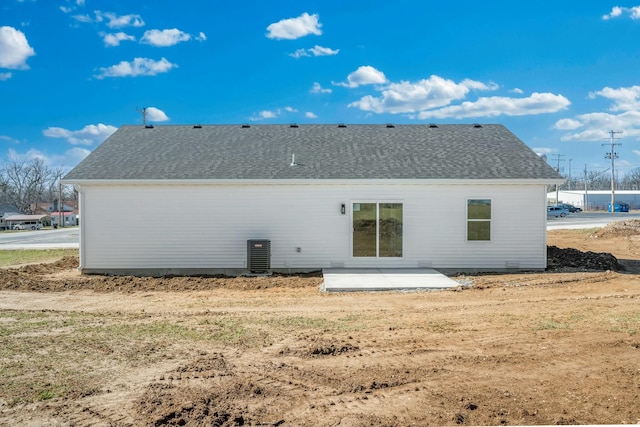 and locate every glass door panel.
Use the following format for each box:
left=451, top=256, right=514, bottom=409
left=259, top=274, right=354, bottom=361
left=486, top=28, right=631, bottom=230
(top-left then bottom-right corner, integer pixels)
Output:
left=379, top=203, right=403, bottom=257
left=352, top=203, right=377, bottom=257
